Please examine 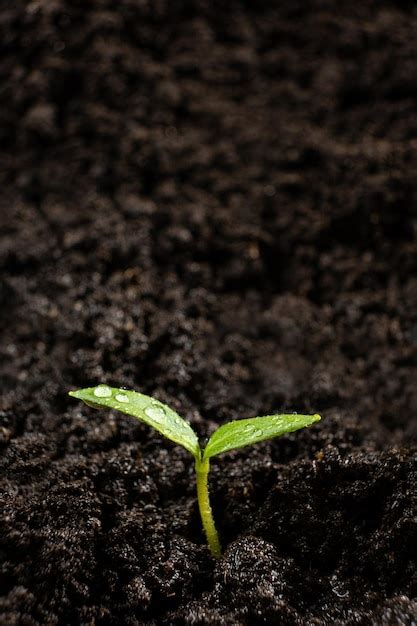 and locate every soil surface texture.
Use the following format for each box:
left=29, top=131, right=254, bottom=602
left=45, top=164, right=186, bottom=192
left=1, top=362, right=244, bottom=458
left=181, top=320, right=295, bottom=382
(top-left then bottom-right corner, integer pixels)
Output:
left=1, top=1, right=417, bottom=625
